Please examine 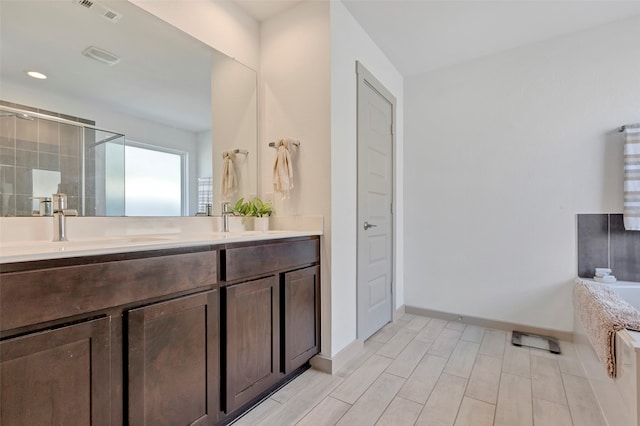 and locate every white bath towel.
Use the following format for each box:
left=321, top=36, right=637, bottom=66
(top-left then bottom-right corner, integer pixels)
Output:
left=221, top=150, right=237, bottom=201
left=273, top=138, right=297, bottom=199
left=624, top=124, right=640, bottom=230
